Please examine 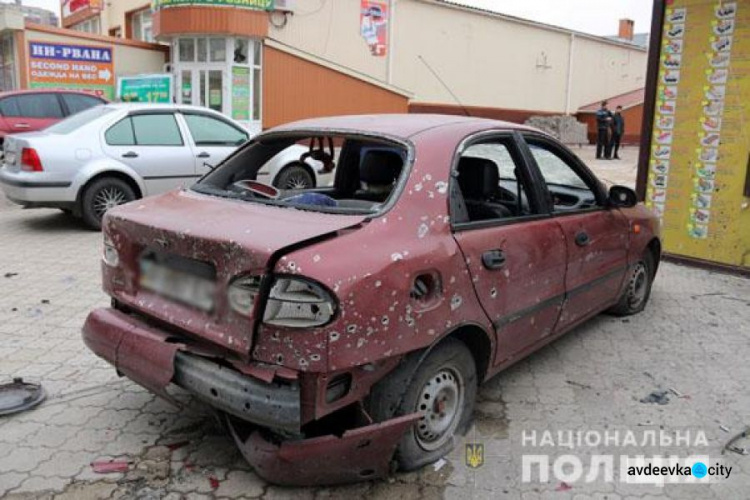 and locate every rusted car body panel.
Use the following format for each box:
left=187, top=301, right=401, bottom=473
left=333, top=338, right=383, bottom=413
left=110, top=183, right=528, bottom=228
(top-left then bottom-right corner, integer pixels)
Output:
left=83, top=114, right=660, bottom=485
